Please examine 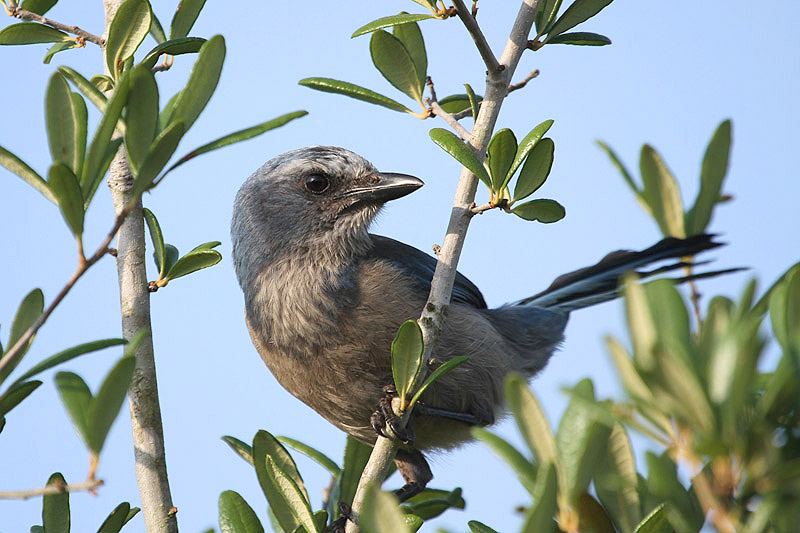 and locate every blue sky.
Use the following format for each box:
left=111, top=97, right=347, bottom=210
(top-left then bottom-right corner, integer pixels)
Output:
left=1, top=1, right=798, bottom=532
